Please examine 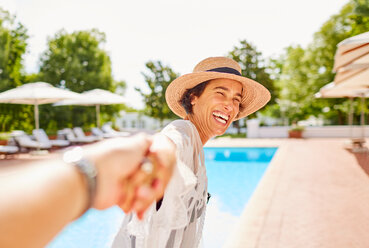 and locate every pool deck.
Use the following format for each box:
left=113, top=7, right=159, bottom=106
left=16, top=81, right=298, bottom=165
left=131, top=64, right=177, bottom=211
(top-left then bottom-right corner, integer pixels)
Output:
left=1, top=138, right=369, bottom=247
left=206, top=137, right=369, bottom=248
